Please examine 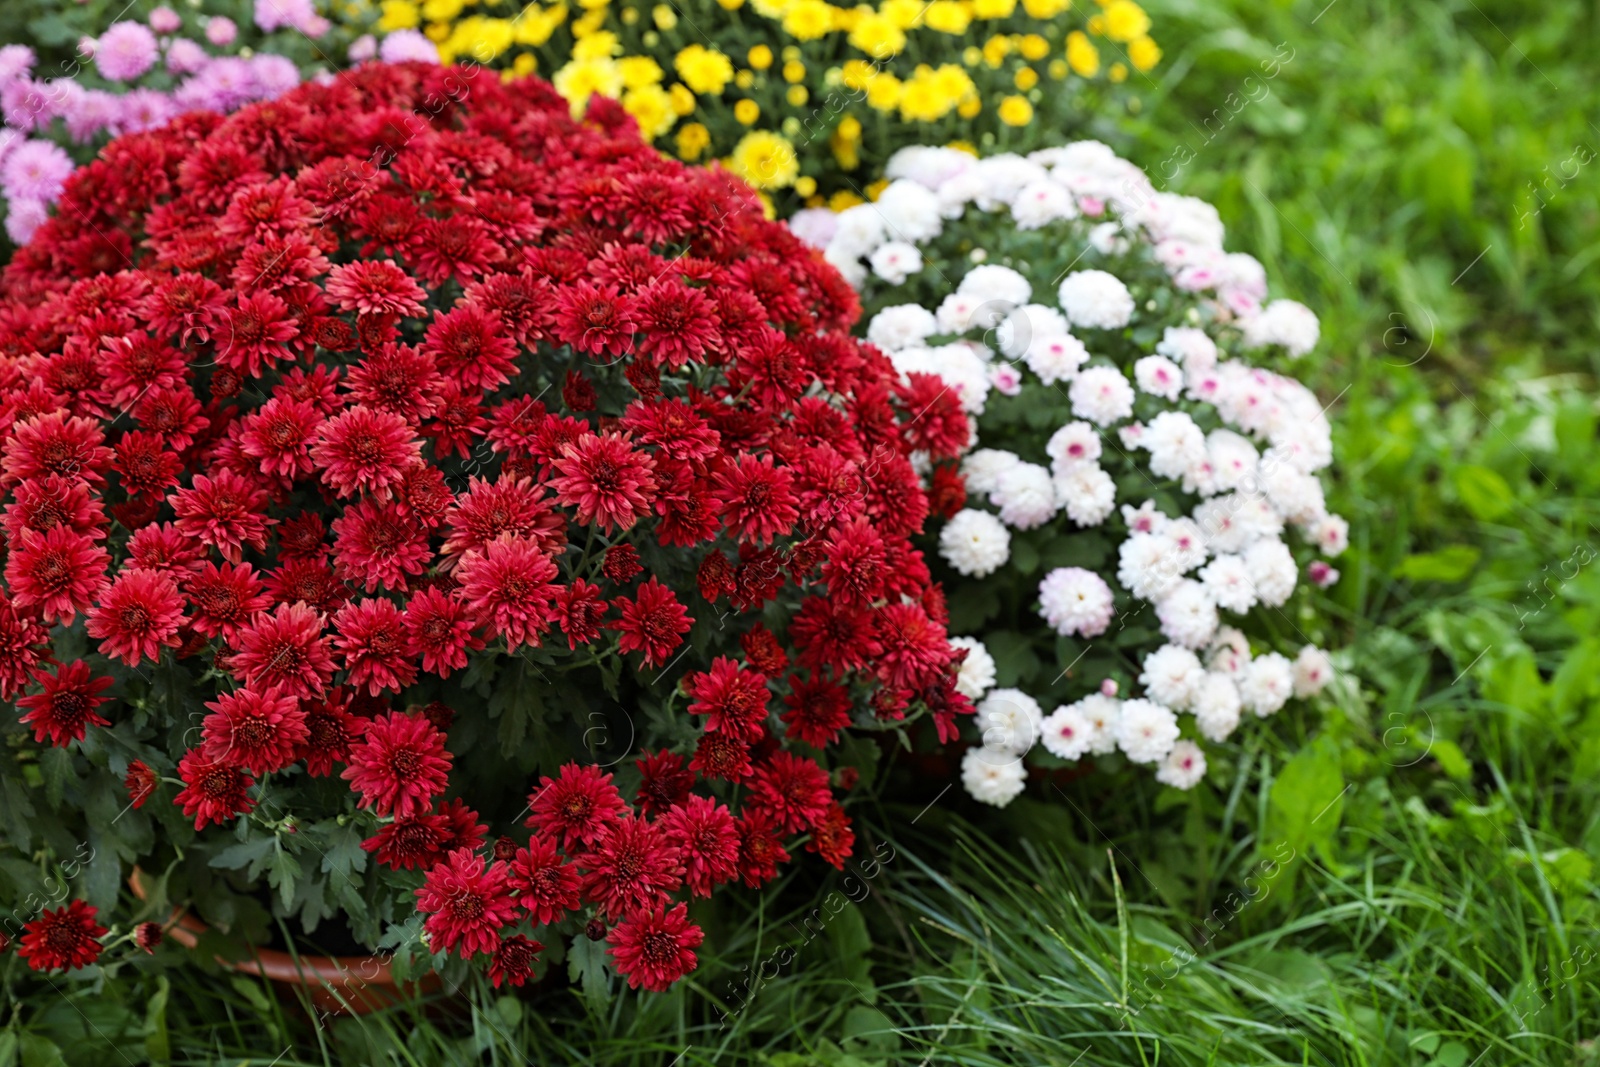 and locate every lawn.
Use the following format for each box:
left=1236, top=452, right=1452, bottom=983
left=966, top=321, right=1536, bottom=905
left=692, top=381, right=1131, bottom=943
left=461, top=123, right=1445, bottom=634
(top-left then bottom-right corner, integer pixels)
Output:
left=2, top=0, right=1597, bottom=1064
